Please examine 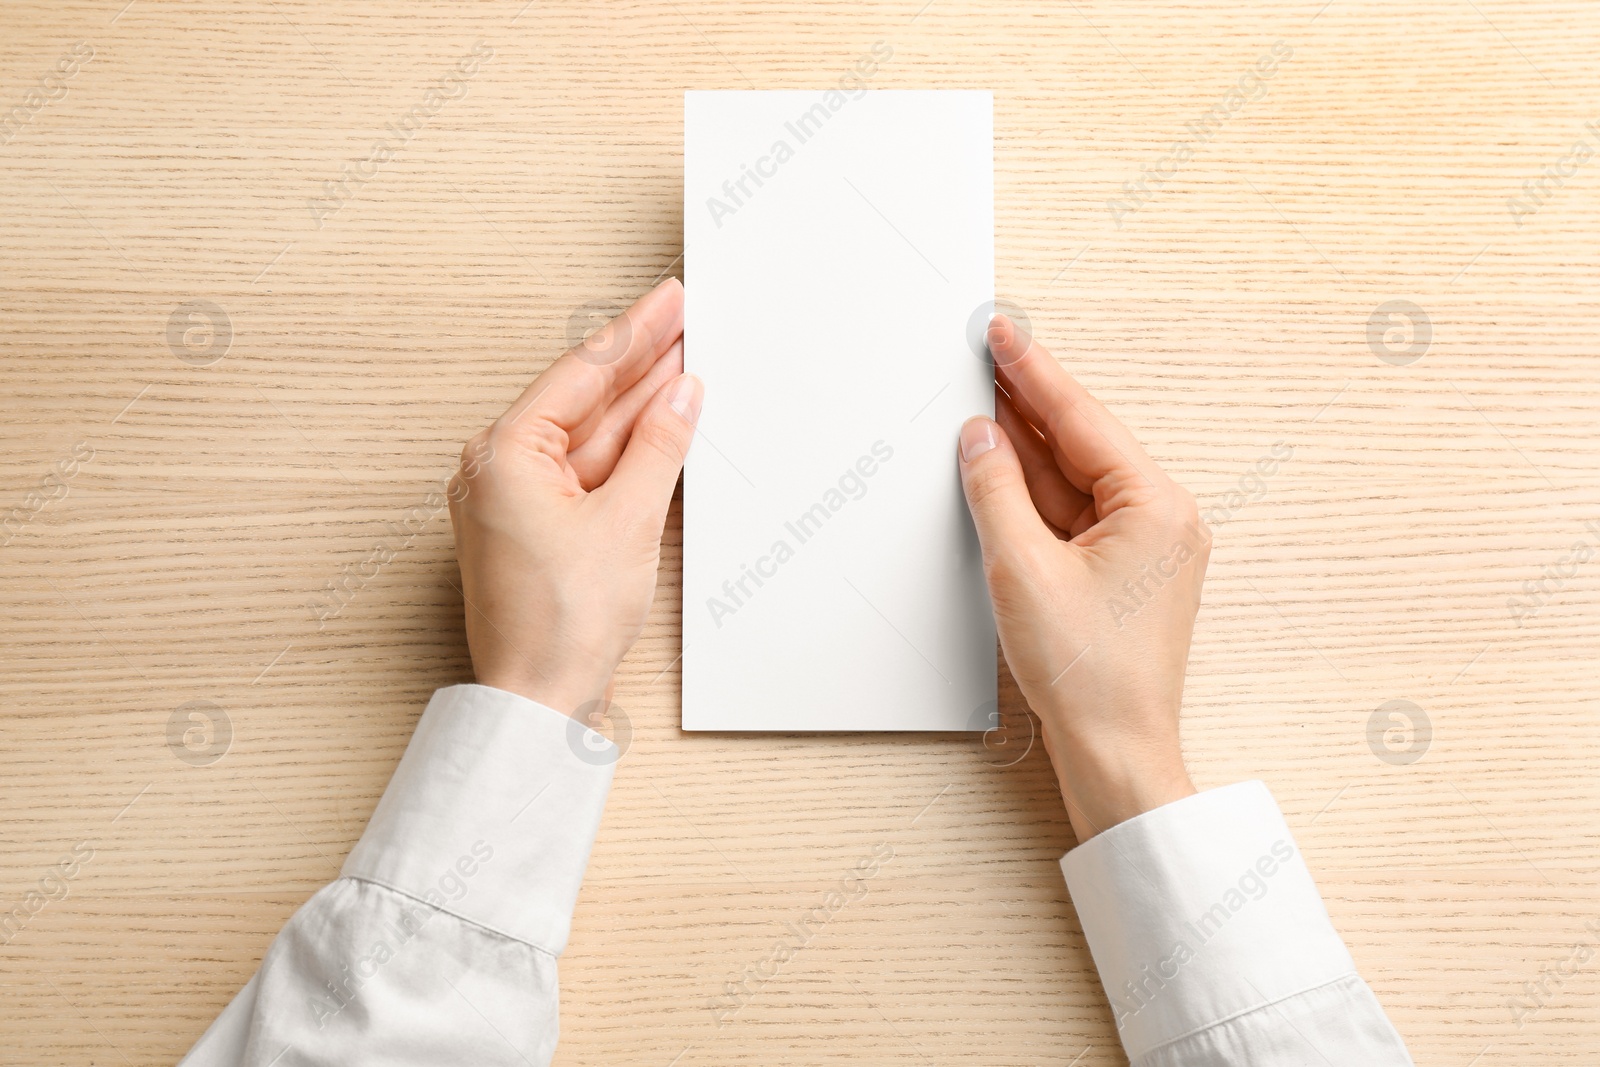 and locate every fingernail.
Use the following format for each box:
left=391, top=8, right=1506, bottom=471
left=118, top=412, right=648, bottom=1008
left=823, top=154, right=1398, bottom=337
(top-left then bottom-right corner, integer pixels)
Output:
left=986, top=313, right=1009, bottom=348
left=960, top=417, right=997, bottom=462
left=668, top=374, right=702, bottom=424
